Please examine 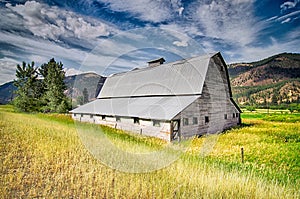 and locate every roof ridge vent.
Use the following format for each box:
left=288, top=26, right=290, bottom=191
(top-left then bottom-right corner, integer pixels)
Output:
left=147, top=57, right=165, bottom=67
